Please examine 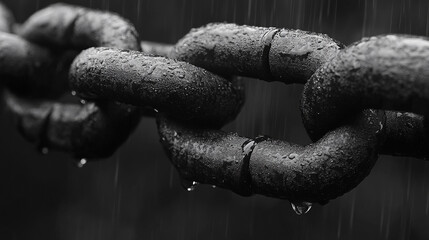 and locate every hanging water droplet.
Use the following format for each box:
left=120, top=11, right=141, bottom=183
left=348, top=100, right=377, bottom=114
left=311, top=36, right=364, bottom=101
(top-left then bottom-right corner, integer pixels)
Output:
left=40, top=147, right=49, bottom=155
left=71, top=90, right=77, bottom=96
left=187, top=181, right=198, bottom=192
left=290, top=201, right=312, bottom=215
left=76, top=158, right=87, bottom=168
left=181, top=178, right=199, bottom=192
